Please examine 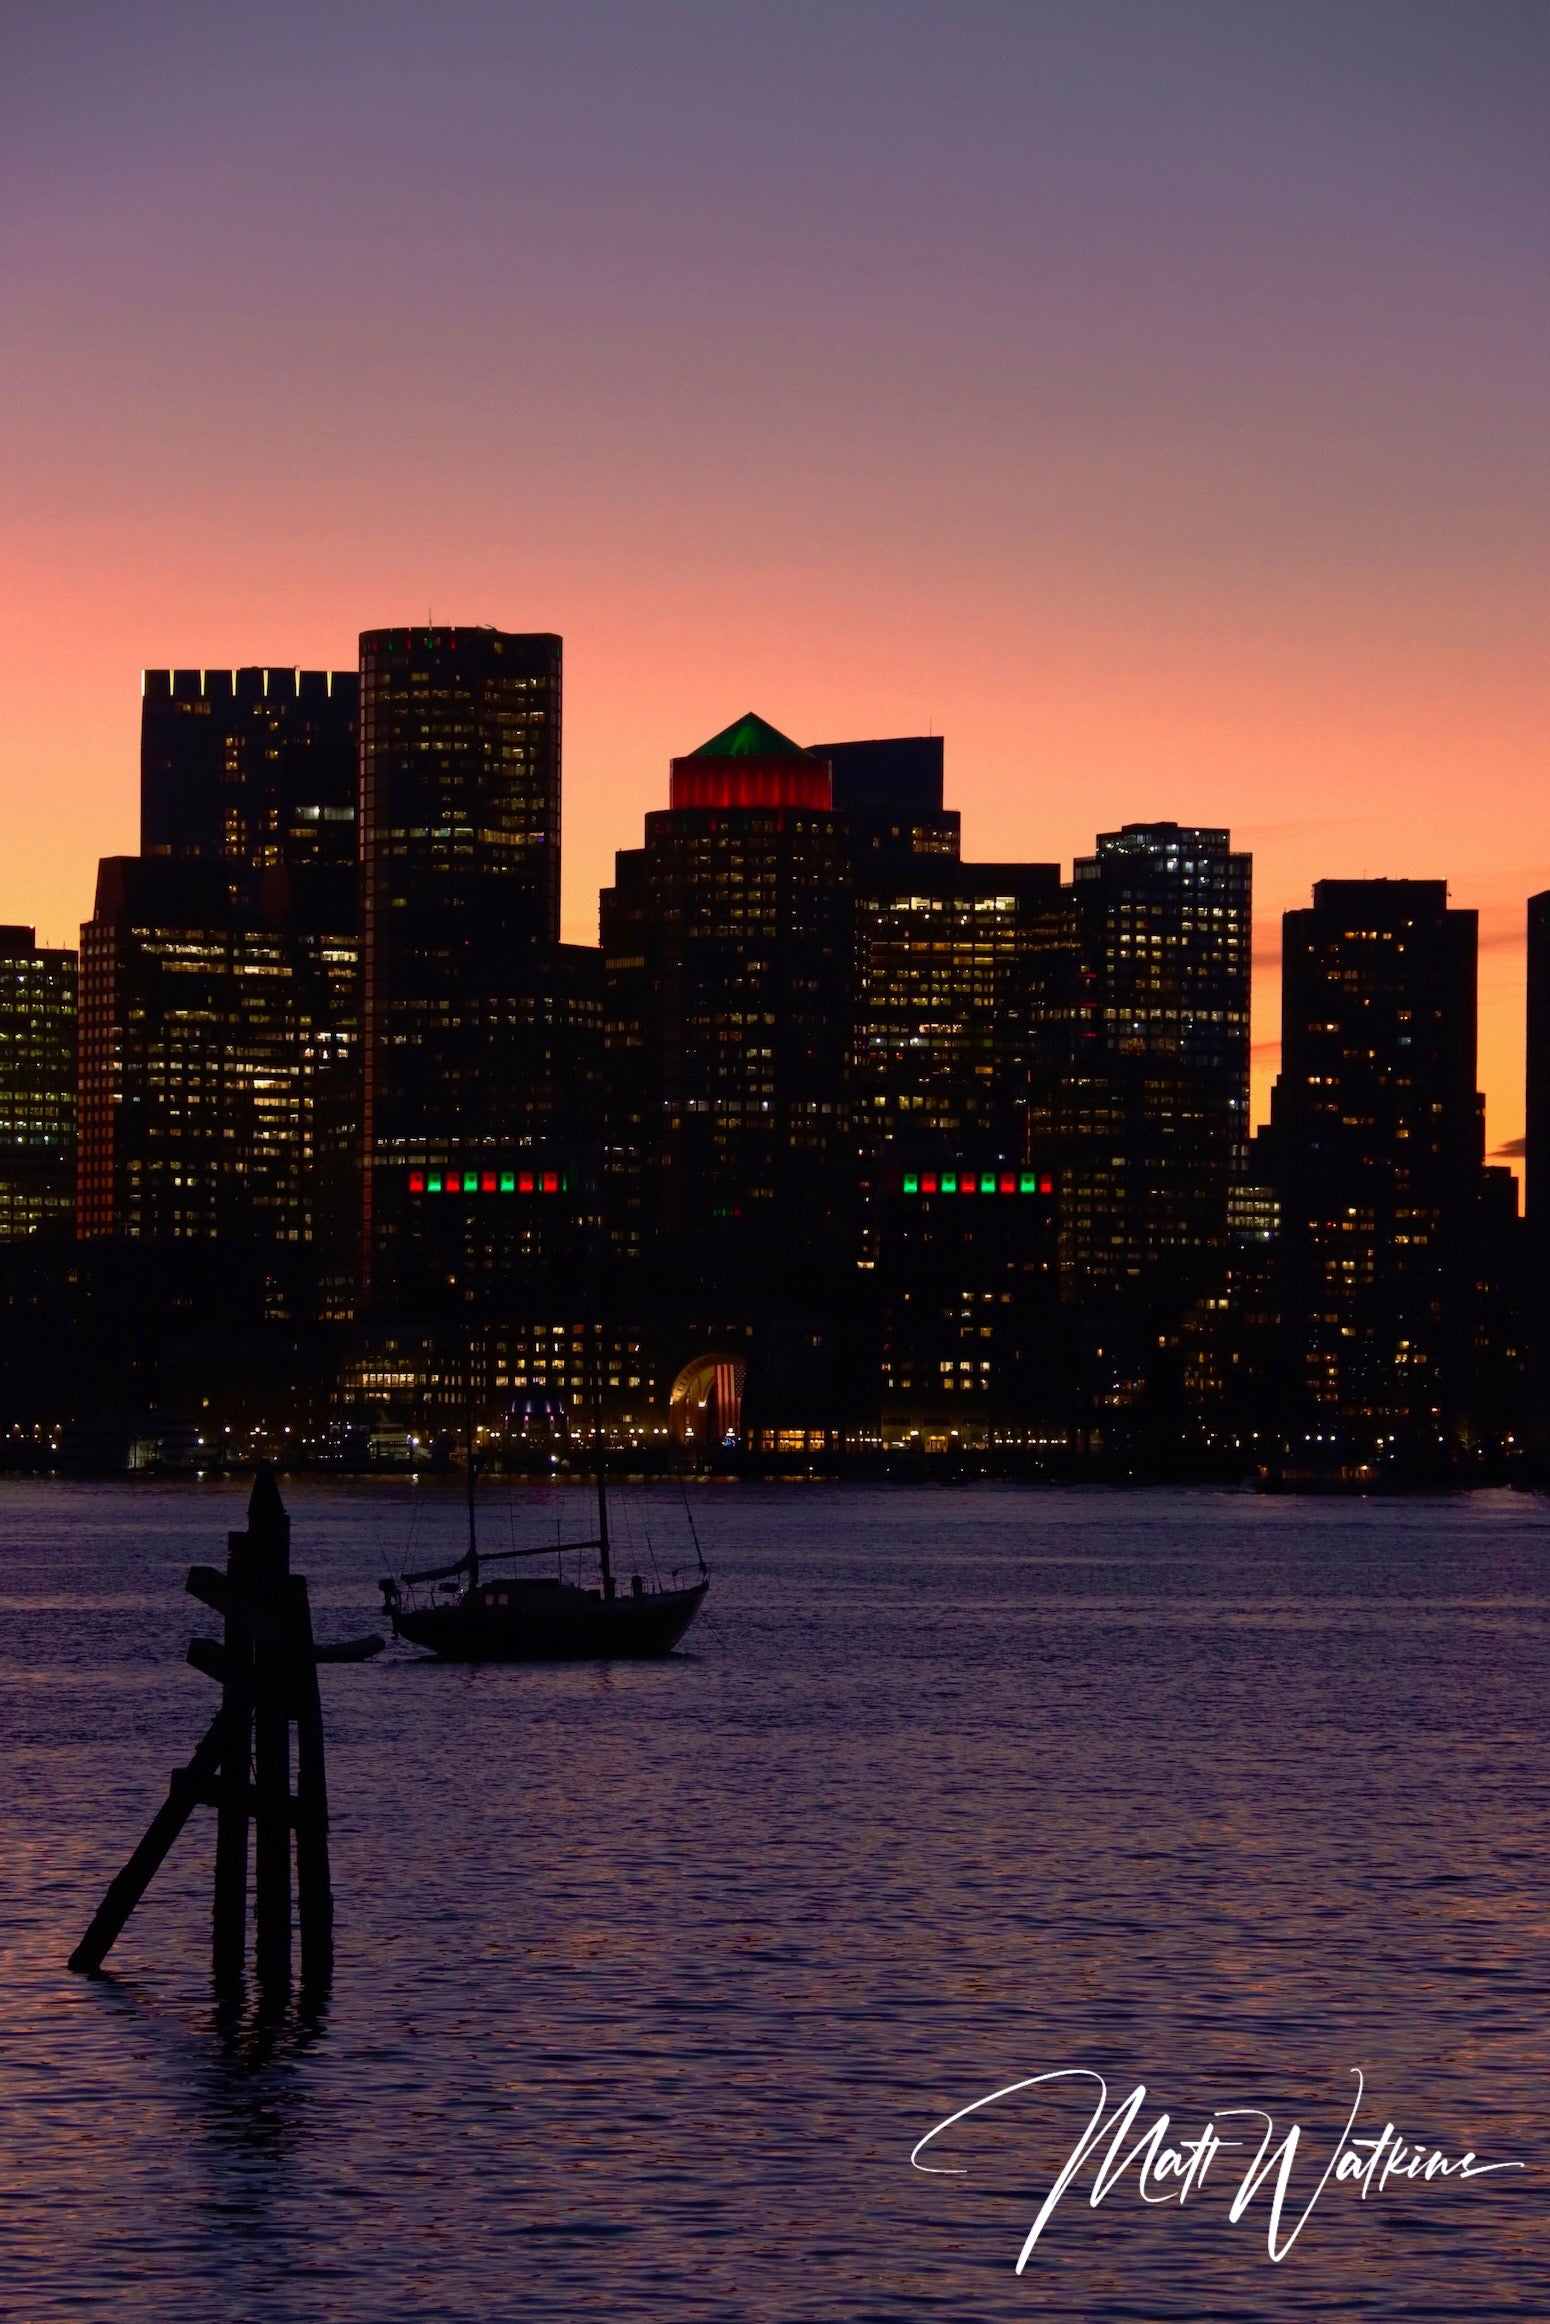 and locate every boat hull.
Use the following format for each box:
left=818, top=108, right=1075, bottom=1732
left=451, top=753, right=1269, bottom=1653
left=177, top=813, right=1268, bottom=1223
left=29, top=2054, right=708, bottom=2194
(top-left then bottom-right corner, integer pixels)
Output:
left=392, top=1578, right=708, bottom=1663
